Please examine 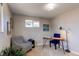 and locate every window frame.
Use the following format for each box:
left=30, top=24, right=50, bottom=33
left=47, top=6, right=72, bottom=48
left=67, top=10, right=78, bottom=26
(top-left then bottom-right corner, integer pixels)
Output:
left=25, top=20, right=40, bottom=28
